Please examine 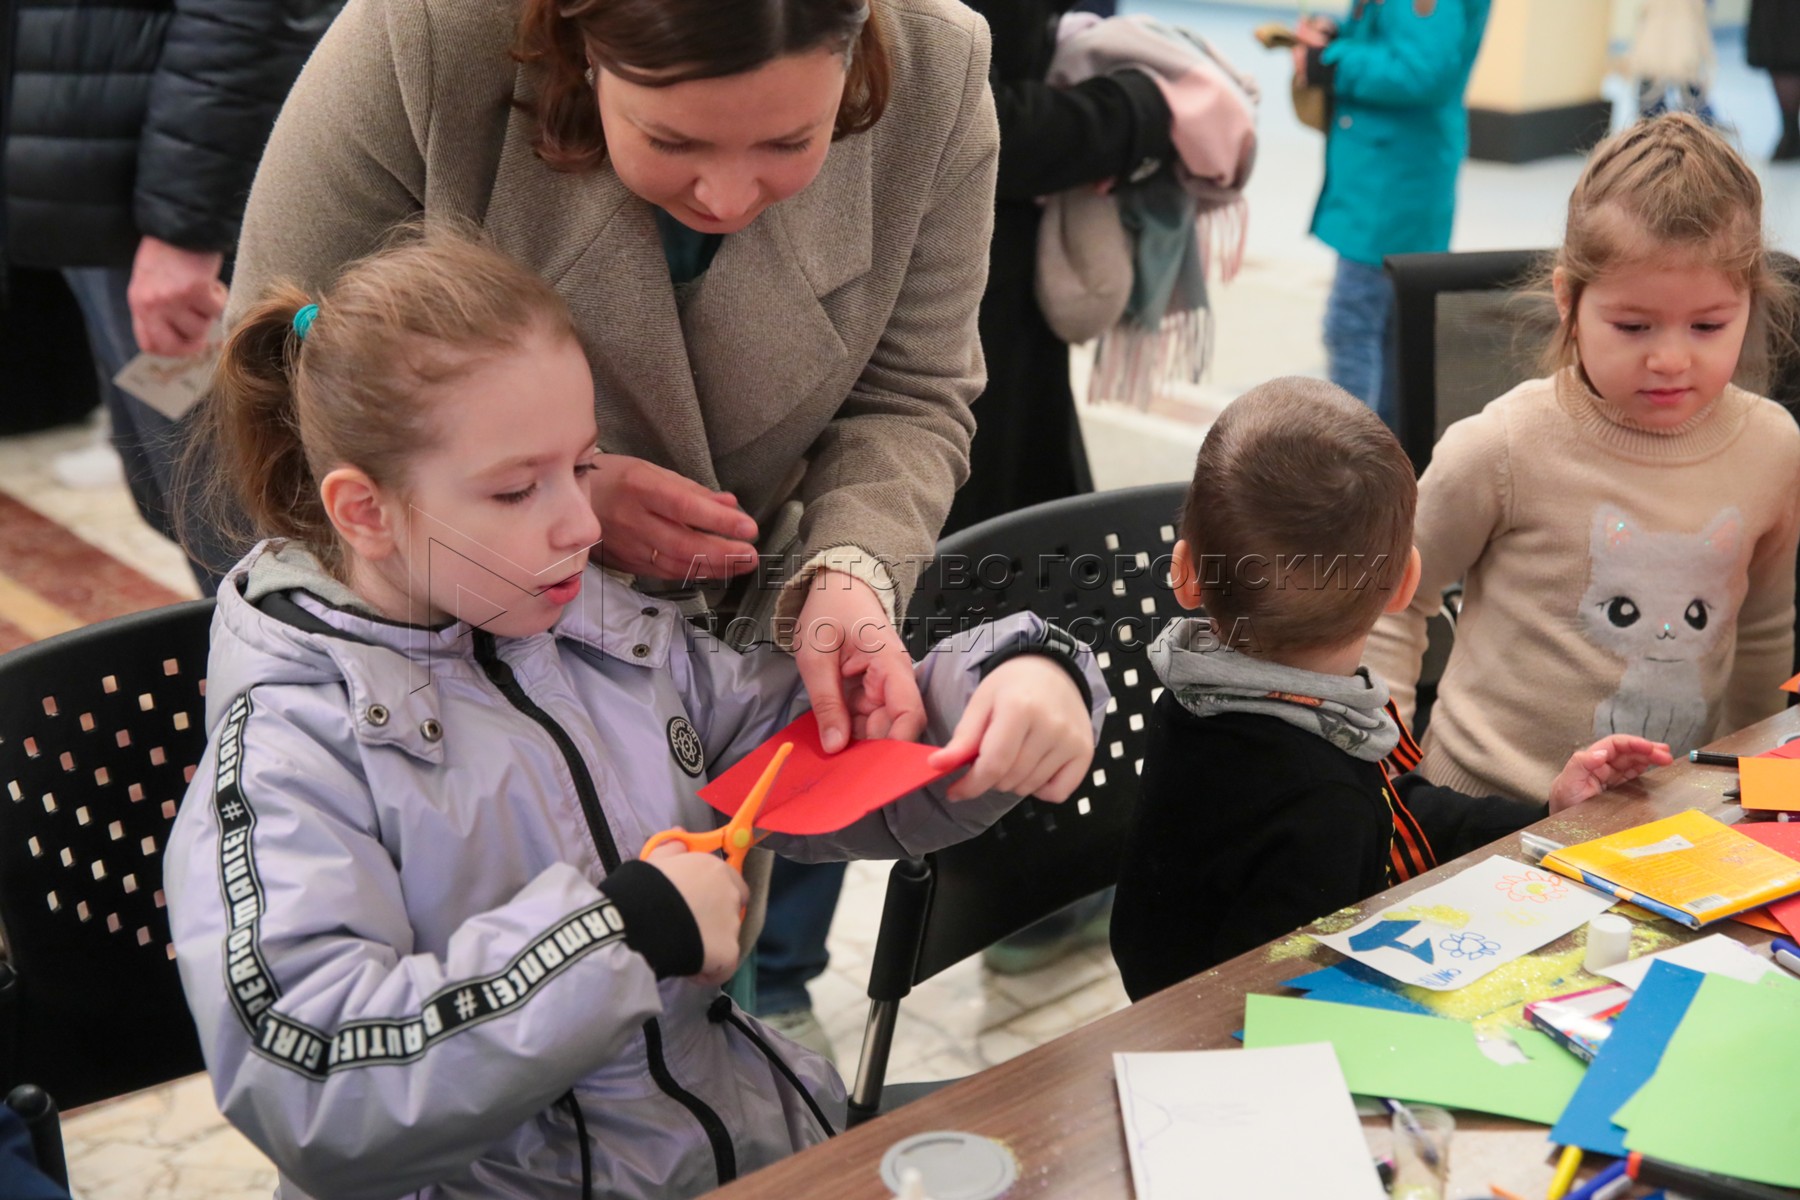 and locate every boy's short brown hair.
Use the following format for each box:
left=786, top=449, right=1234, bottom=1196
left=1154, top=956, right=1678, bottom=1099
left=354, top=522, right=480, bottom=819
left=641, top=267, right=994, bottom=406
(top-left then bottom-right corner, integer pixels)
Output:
left=1181, top=377, right=1417, bottom=653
